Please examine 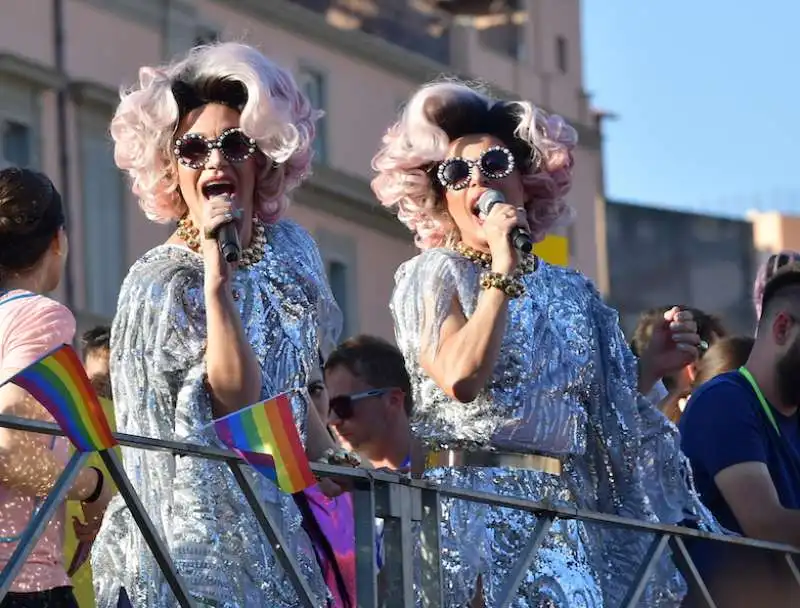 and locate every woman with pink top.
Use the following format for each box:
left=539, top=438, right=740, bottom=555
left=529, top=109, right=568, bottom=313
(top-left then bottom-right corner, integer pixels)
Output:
left=0, top=168, right=113, bottom=607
